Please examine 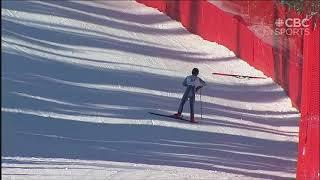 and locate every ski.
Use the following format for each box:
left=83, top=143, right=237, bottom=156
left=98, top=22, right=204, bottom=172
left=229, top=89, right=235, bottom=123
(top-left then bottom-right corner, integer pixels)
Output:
left=148, top=112, right=198, bottom=123
left=212, top=72, right=266, bottom=79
